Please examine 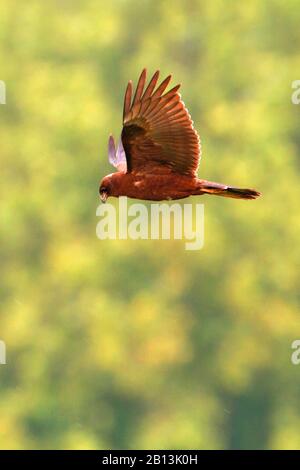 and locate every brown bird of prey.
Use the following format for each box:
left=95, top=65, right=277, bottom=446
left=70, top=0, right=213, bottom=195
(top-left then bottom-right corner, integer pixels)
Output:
left=99, top=69, right=261, bottom=202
